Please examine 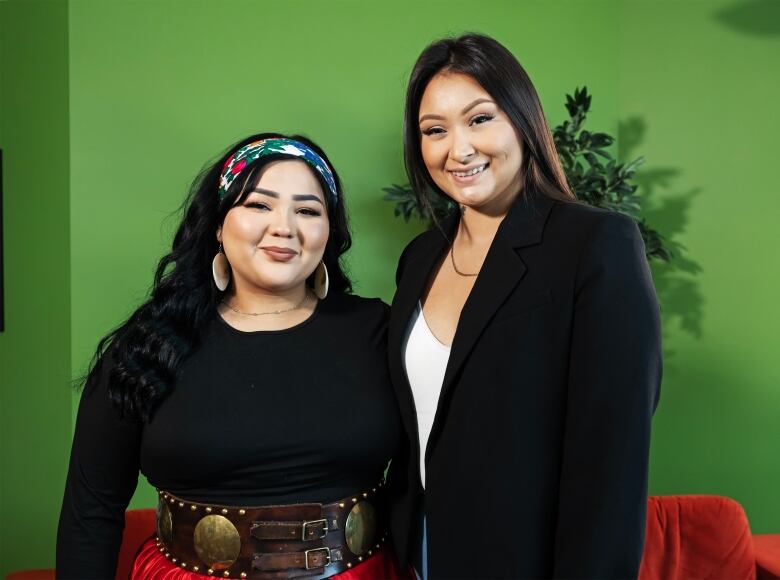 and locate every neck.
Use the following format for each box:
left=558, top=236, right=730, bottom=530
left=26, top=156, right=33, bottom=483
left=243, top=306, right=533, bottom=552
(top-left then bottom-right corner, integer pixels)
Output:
left=457, top=190, right=519, bottom=247
left=225, top=280, right=309, bottom=314
left=456, top=207, right=506, bottom=245
left=455, top=178, right=523, bottom=246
